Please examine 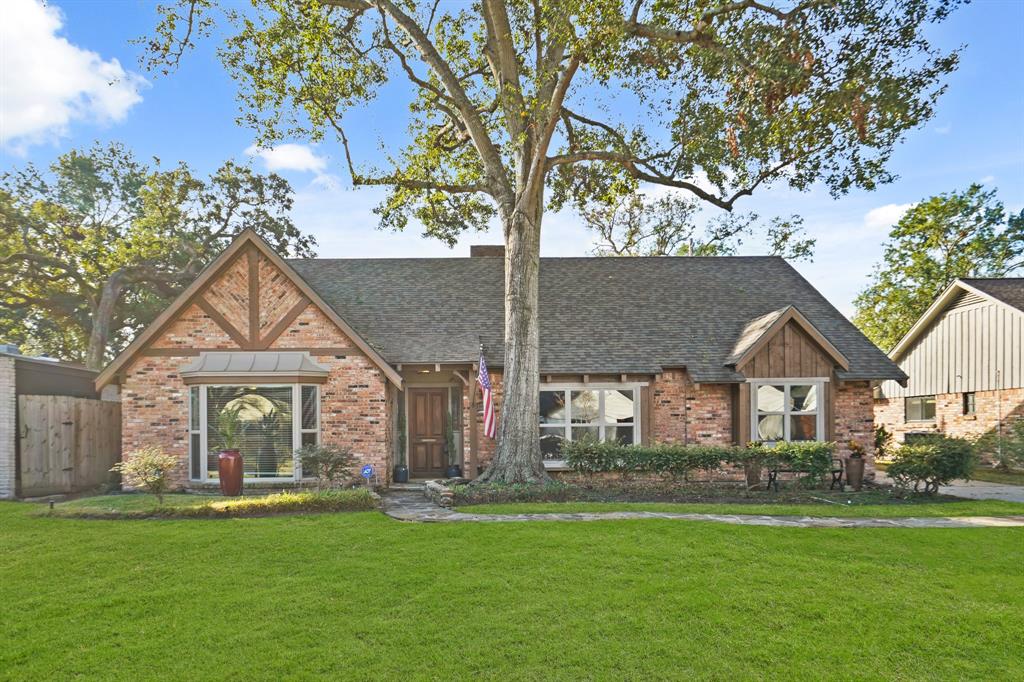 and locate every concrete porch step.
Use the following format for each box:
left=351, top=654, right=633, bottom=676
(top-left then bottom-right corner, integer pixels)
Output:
left=388, top=482, right=426, bottom=491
